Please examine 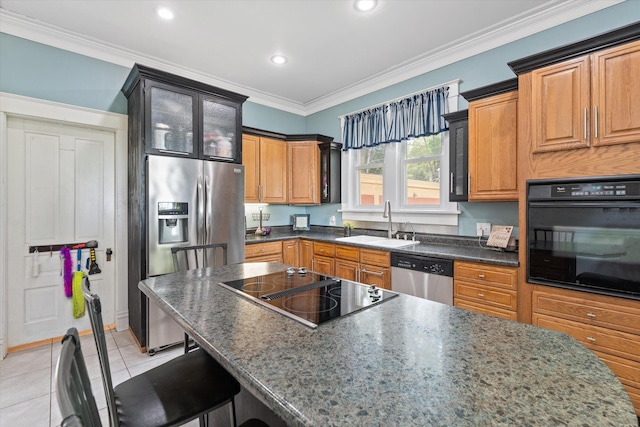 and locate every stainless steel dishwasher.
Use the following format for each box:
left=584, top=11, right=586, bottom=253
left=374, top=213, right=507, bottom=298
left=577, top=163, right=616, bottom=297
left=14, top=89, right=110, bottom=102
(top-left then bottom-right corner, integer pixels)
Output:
left=390, top=253, right=454, bottom=305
